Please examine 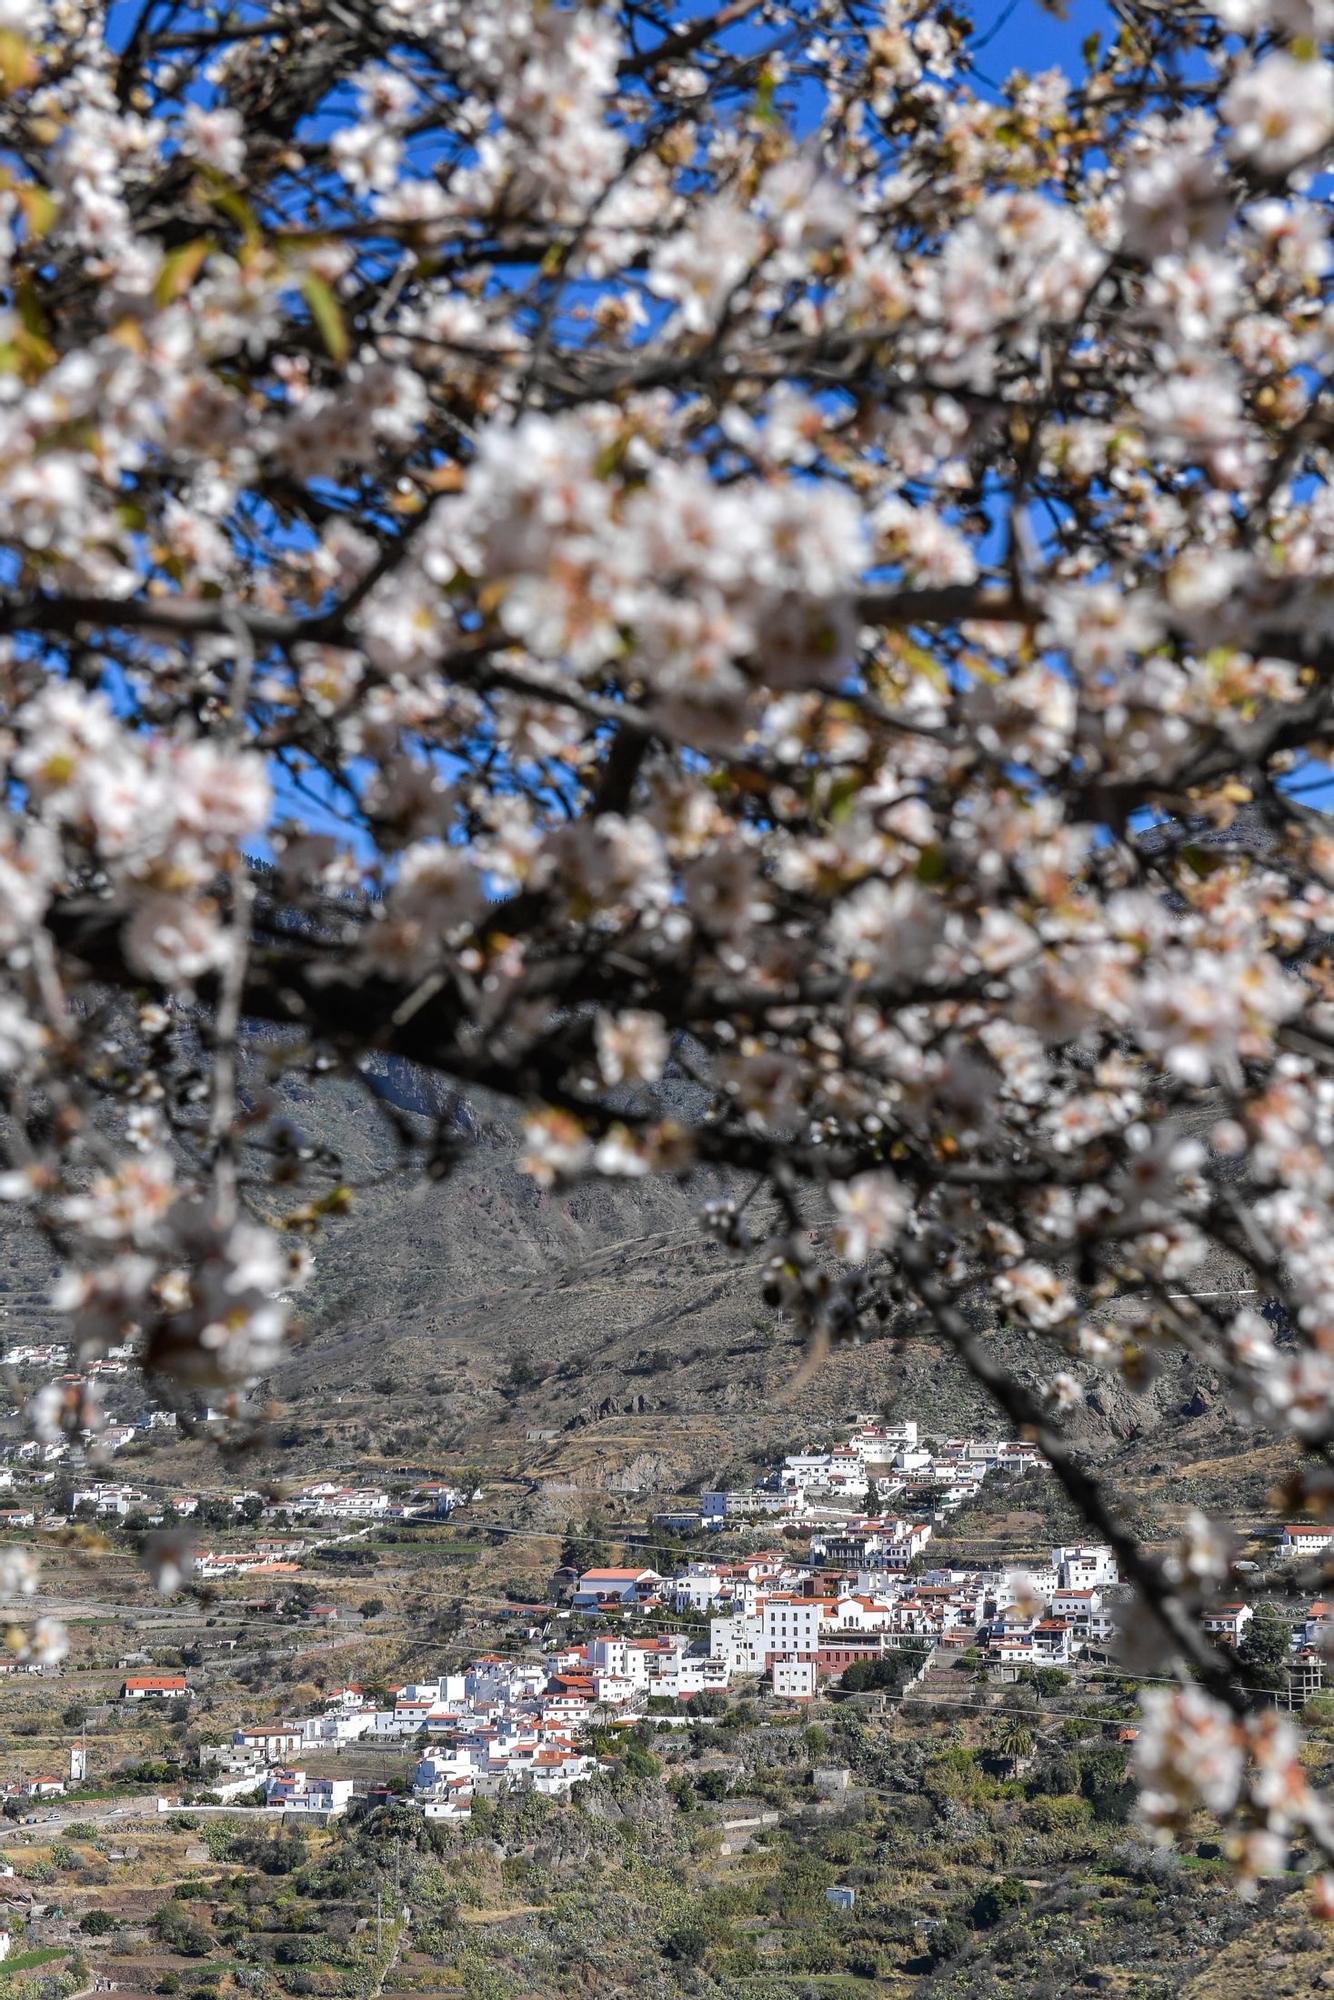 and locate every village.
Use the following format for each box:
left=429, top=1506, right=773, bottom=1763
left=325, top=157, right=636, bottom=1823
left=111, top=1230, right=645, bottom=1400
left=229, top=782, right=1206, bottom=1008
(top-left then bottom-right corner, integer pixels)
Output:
left=3, top=1400, right=1334, bottom=1998
left=5, top=1411, right=1330, bottom=1840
